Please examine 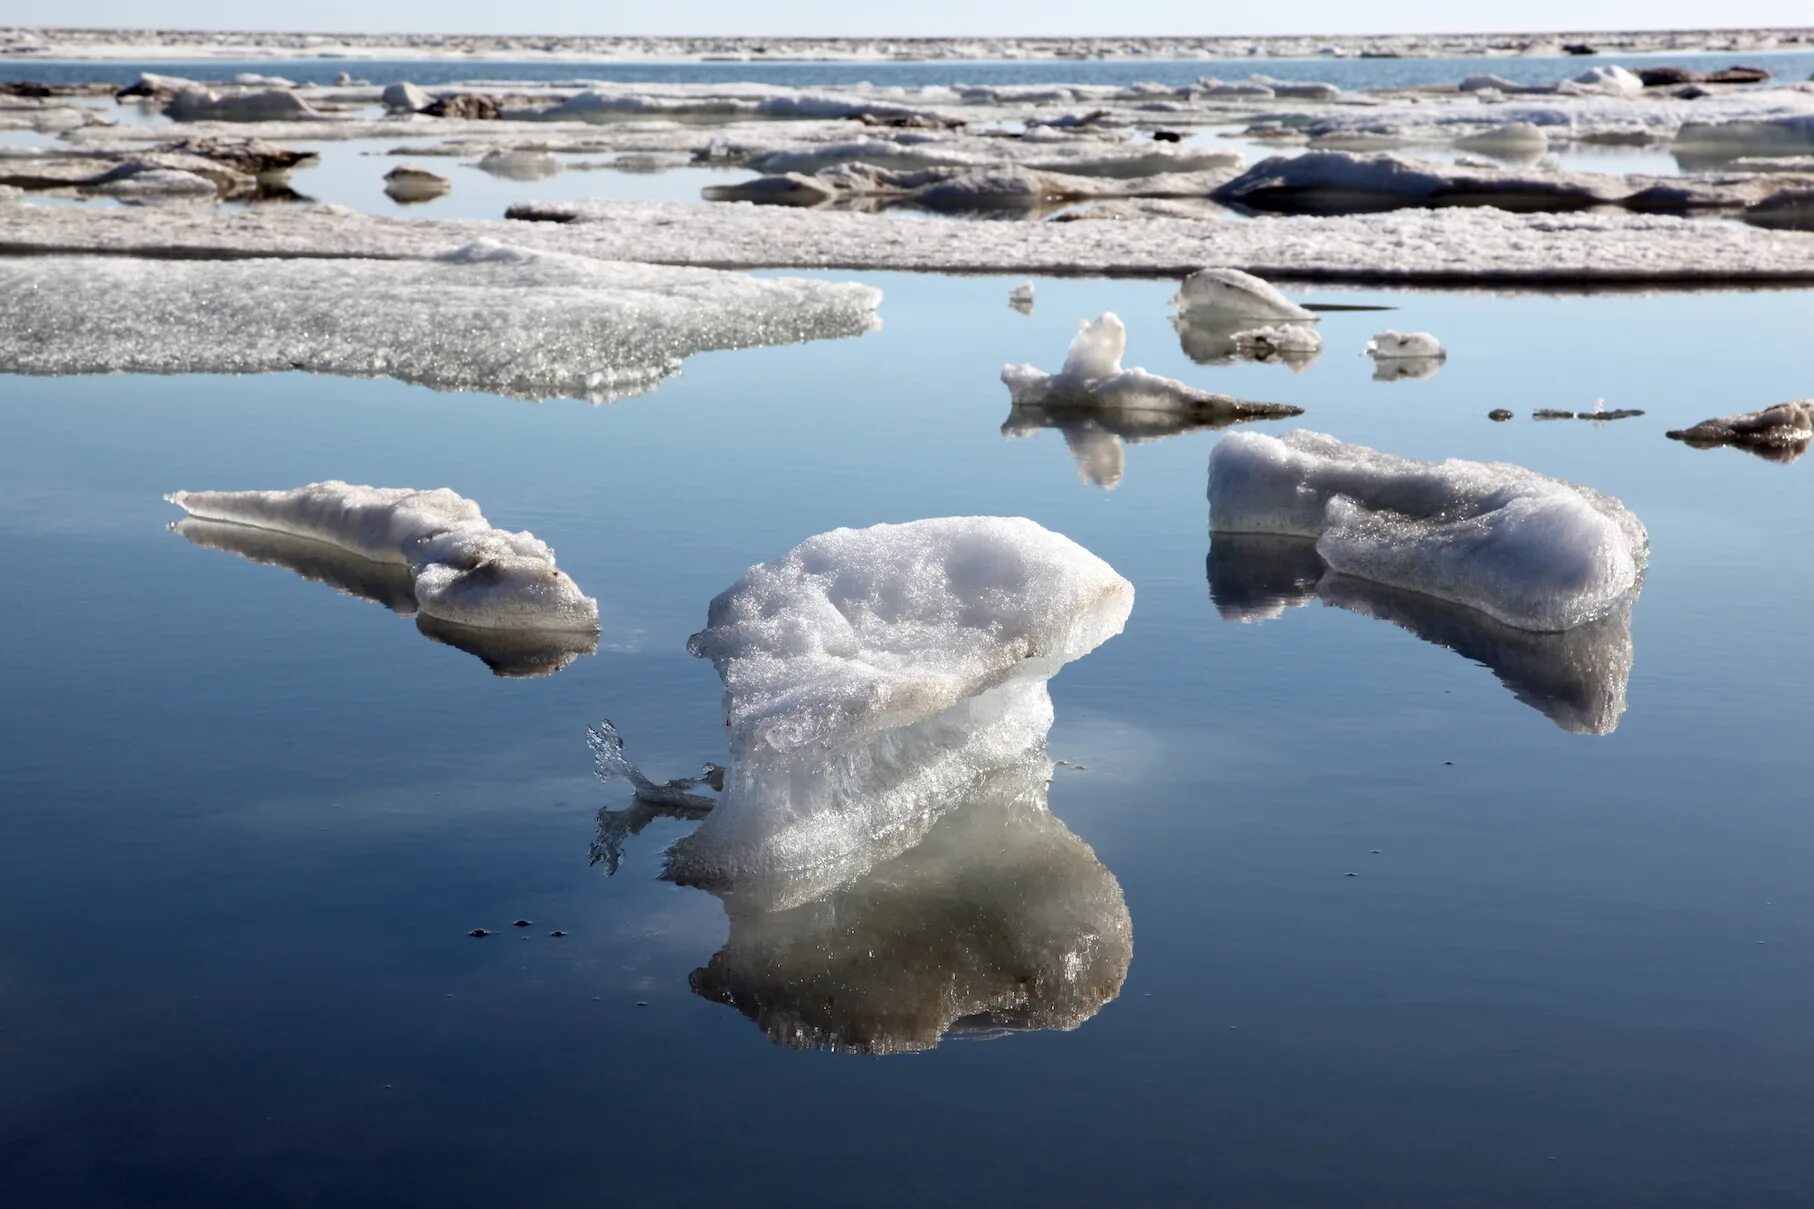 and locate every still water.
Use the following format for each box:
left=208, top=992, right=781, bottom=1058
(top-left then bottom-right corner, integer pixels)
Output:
left=2, top=268, right=1812, bottom=1205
